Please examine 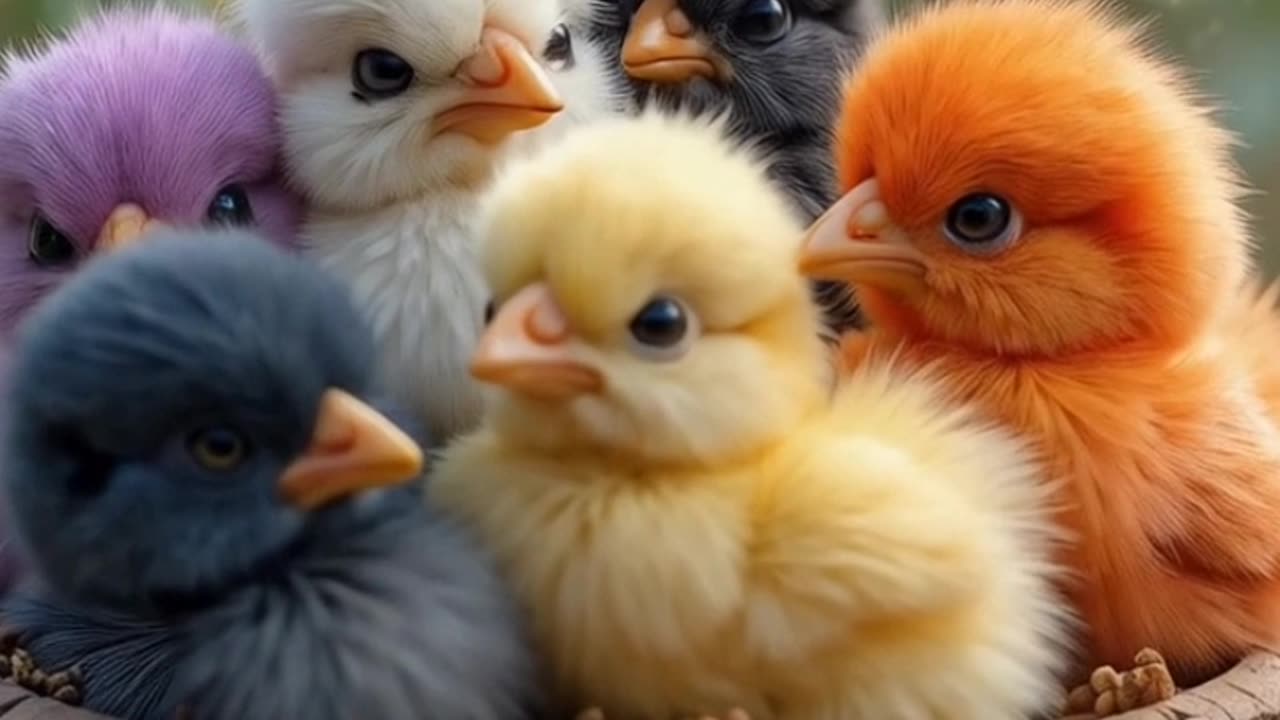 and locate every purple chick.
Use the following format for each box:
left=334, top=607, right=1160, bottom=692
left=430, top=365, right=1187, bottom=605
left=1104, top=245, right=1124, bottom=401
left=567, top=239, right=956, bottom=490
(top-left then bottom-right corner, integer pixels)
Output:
left=0, top=6, right=302, bottom=593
